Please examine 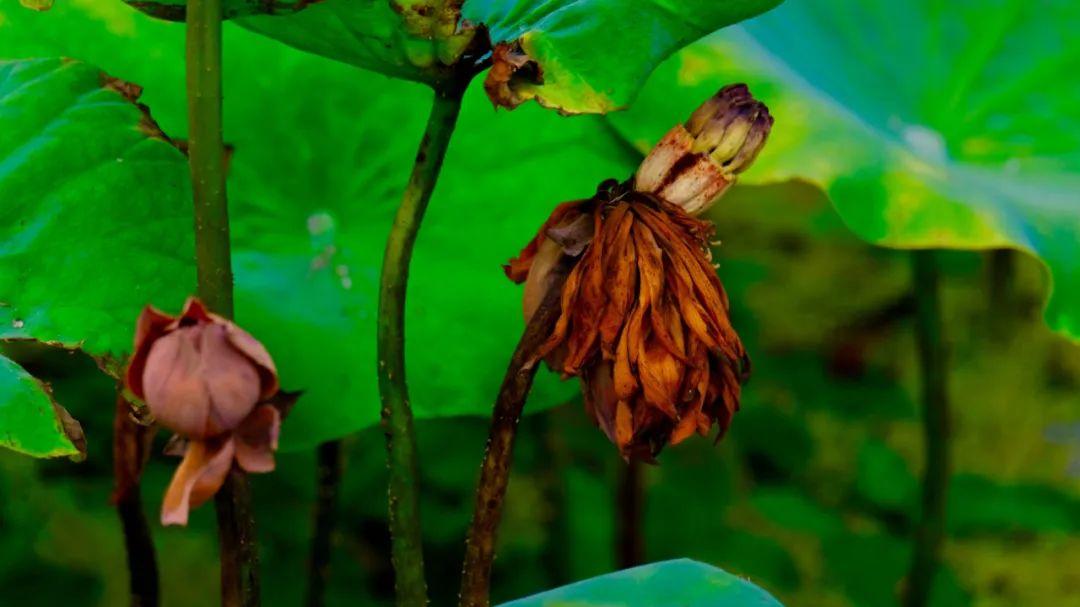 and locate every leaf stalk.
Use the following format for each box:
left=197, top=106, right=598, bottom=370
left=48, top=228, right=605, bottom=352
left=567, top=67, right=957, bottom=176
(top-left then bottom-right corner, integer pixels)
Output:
left=459, top=257, right=574, bottom=607
left=186, top=0, right=259, bottom=603
left=378, top=81, right=468, bottom=607
left=903, top=250, right=951, bottom=607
